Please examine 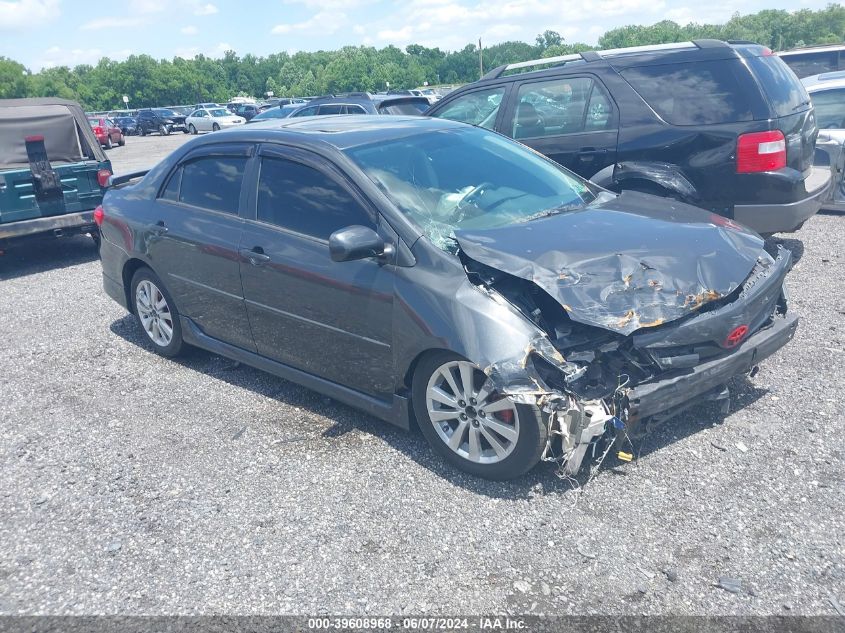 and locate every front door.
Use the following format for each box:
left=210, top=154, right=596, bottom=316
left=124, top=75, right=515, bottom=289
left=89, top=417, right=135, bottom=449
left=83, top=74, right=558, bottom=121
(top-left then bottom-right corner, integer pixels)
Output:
left=502, top=74, right=619, bottom=179
left=238, top=146, right=395, bottom=396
